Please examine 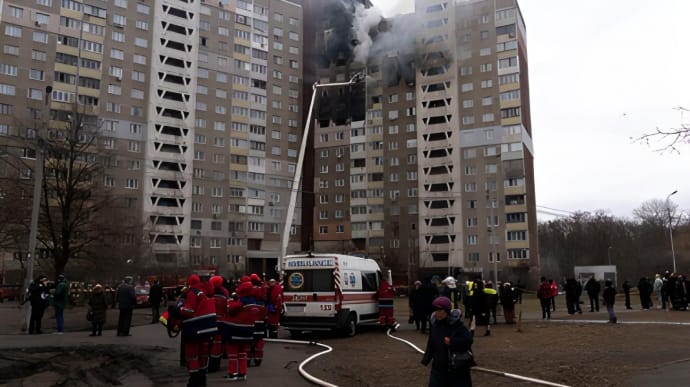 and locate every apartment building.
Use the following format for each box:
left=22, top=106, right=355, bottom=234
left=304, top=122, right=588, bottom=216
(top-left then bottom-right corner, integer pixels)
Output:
left=0, top=0, right=303, bottom=279
left=305, top=0, right=539, bottom=285
left=0, top=0, right=537, bottom=285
